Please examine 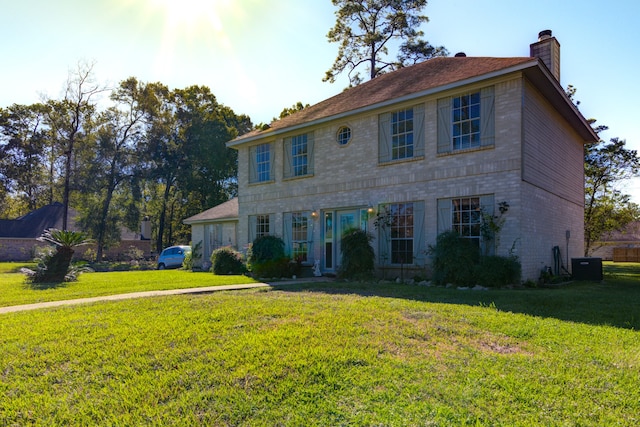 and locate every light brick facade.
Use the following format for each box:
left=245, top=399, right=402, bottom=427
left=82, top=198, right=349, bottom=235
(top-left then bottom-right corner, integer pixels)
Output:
left=228, top=46, right=595, bottom=282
